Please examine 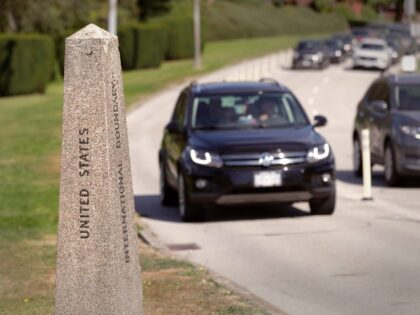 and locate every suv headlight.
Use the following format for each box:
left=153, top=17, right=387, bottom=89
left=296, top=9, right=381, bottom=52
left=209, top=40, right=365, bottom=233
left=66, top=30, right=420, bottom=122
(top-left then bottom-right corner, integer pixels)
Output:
left=307, top=143, right=330, bottom=163
left=400, top=125, right=420, bottom=139
left=189, top=147, right=223, bottom=168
